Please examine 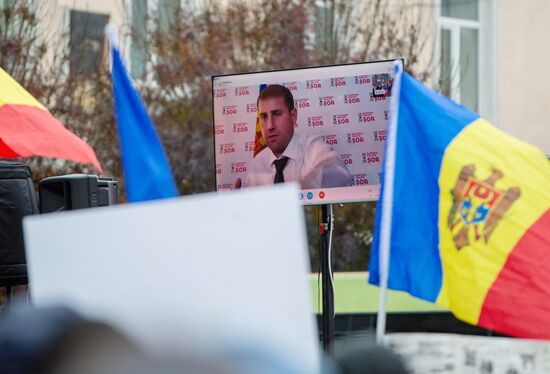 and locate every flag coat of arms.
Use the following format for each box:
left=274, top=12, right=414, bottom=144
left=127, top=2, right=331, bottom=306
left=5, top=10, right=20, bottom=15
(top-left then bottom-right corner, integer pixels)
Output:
left=369, top=62, right=550, bottom=338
